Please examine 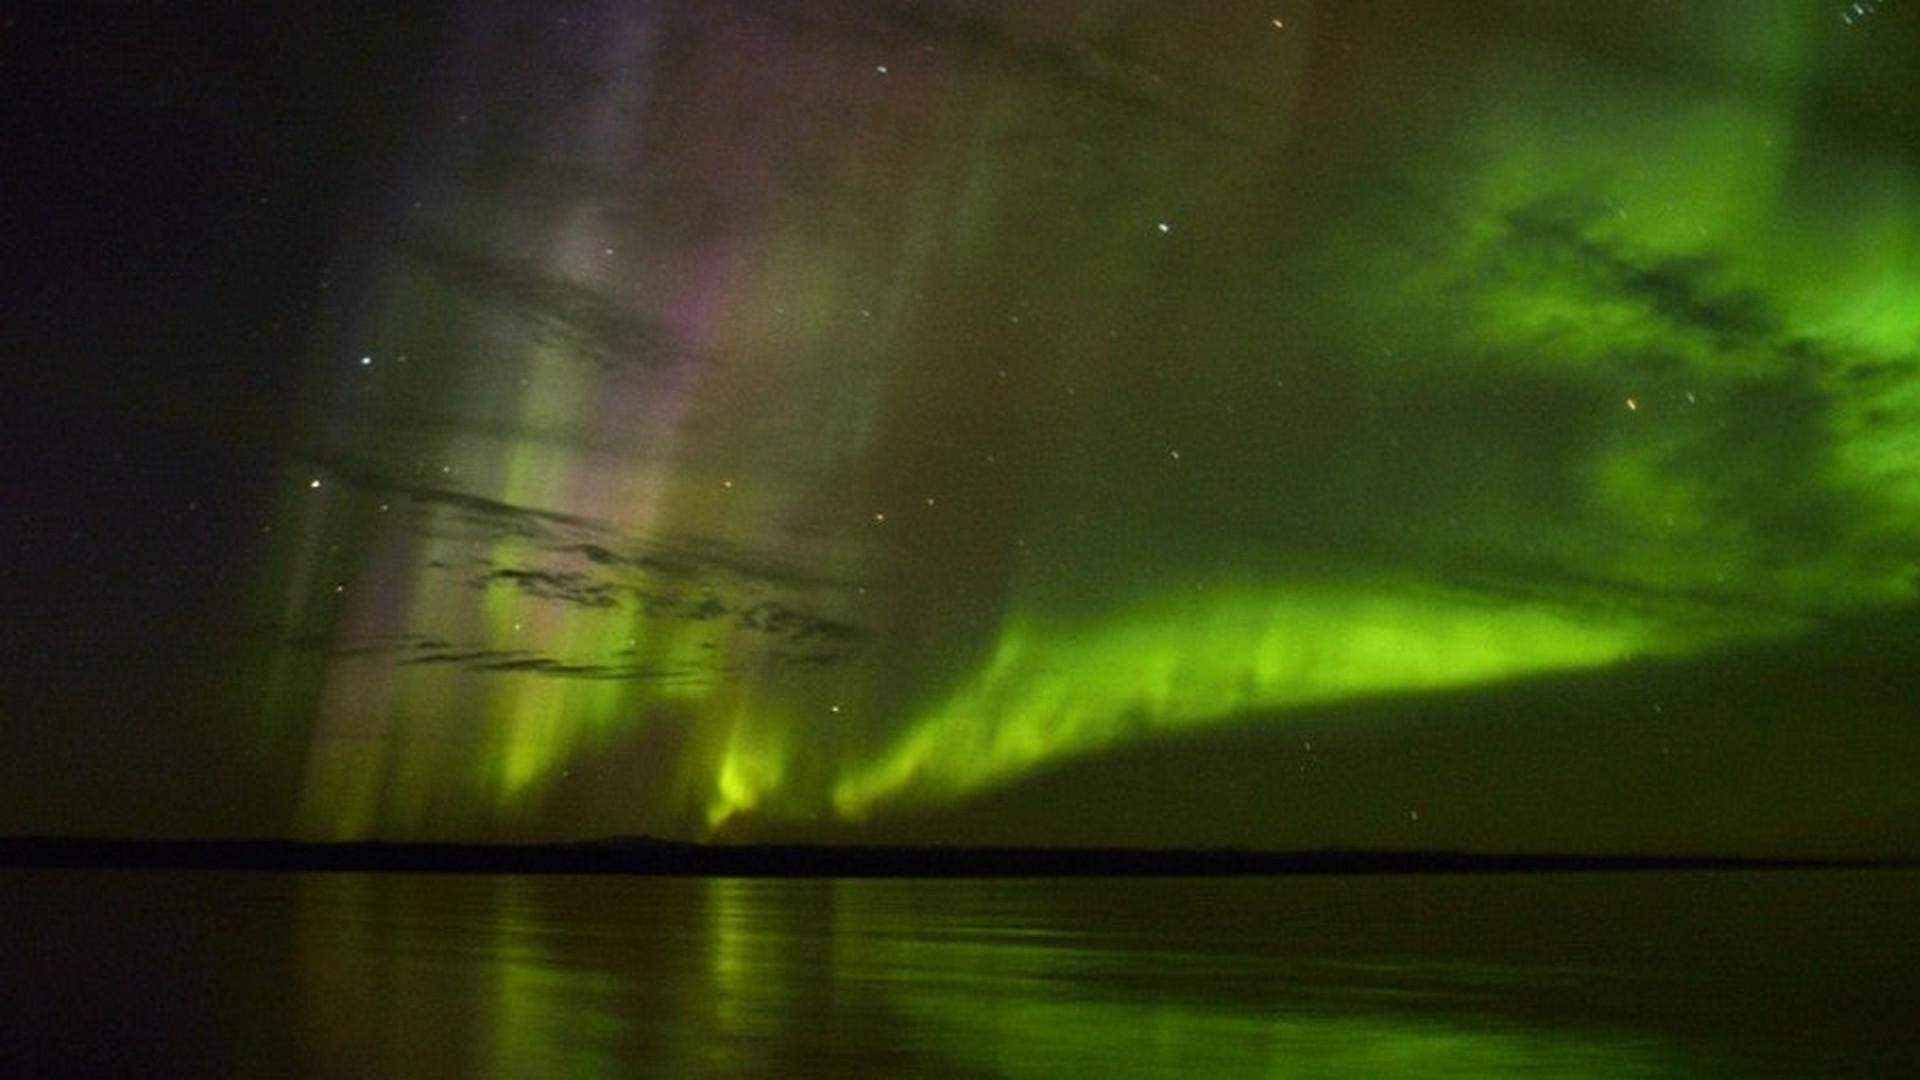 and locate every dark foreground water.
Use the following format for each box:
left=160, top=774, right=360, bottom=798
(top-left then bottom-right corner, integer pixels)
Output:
left=2, top=869, right=1914, bottom=1077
